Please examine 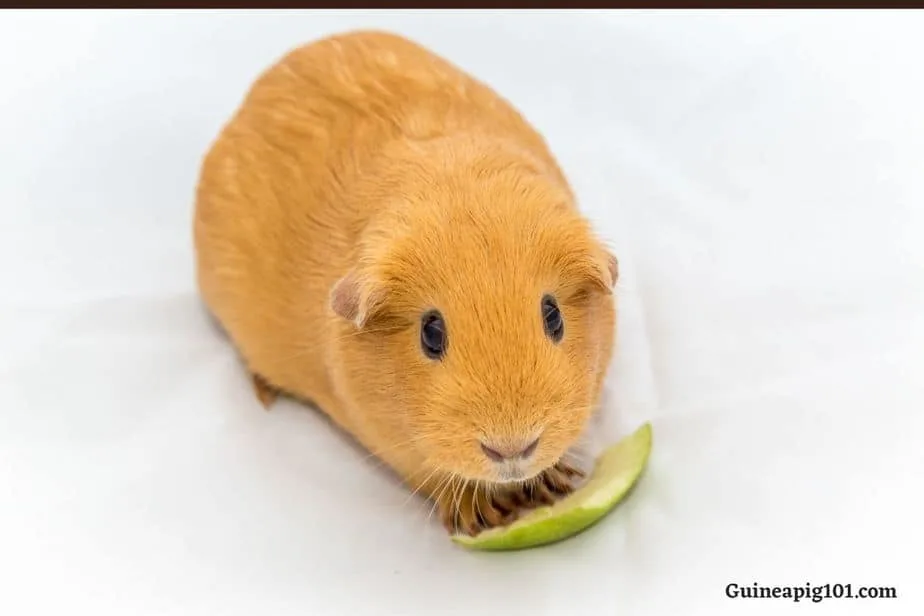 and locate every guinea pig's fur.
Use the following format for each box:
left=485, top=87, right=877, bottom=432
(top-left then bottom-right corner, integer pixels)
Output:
left=194, top=30, right=618, bottom=535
